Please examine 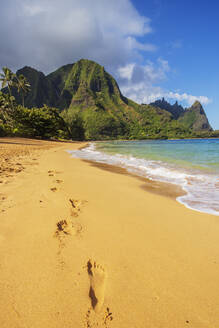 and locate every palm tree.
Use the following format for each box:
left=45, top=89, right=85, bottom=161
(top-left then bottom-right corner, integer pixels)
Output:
left=15, top=74, right=31, bottom=106
left=0, top=67, right=16, bottom=97
left=0, top=67, right=17, bottom=125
